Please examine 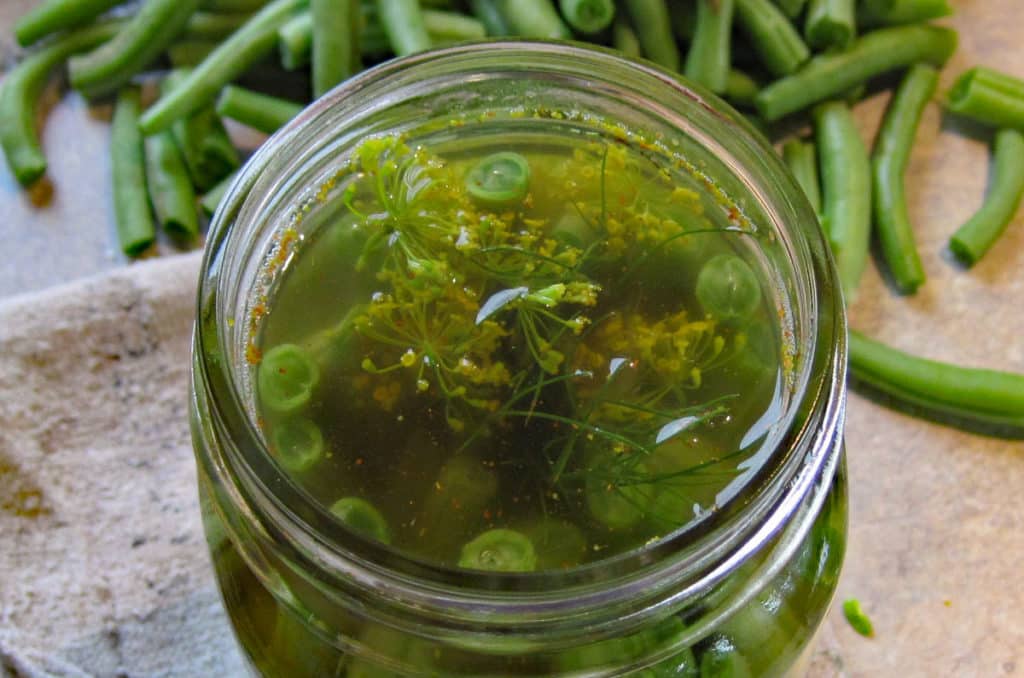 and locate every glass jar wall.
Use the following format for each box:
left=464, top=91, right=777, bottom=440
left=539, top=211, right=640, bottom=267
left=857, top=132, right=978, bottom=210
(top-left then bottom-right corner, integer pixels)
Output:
left=189, top=42, right=847, bottom=677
